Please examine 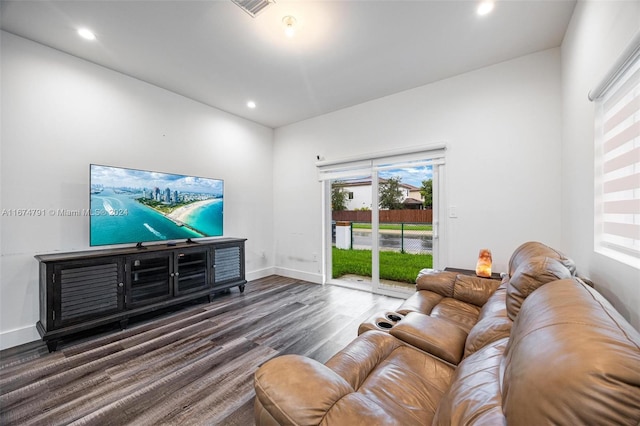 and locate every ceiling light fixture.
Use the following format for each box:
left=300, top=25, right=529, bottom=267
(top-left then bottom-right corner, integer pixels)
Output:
left=247, top=101, right=257, bottom=109
left=477, top=1, right=495, bottom=16
left=77, top=28, right=96, bottom=41
left=282, top=15, right=297, bottom=37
